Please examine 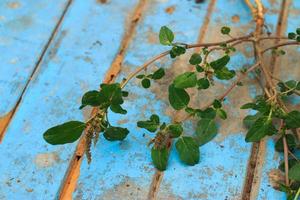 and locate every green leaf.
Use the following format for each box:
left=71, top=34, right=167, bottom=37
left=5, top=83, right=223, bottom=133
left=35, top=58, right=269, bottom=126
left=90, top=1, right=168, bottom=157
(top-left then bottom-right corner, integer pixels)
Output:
left=168, top=84, right=190, bottom=110
left=175, top=136, right=200, bottom=165
left=103, top=126, right=129, bottom=141
left=275, top=134, right=297, bottom=152
left=151, top=146, right=169, bottom=171
left=210, top=55, right=230, bottom=70
left=152, top=68, right=165, bottom=80
left=243, top=113, right=261, bottom=128
left=170, top=46, right=186, bottom=58
left=245, top=116, right=276, bottom=142
left=213, top=99, right=222, bottom=109
left=136, top=74, right=145, bottom=79
left=137, top=114, right=160, bottom=133
left=221, top=26, right=231, bottom=35
left=214, top=67, right=236, bottom=80
left=80, top=90, right=104, bottom=109
left=195, top=118, right=218, bottom=146
left=196, top=65, right=204, bottom=73
left=289, top=163, right=300, bottom=181
left=240, top=103, right=256, bottom=109
left=197, top=107, right=216, bottom=119
left=110, top=104, right=127, bottom=114
left=288, top=32, right=296, bottom=39
left=43, top=121, right=86, bottom=145
left=197, top=78, right=210, bottom=89
left=173, top=72, right=197, bottom=89
left=189, top=53, right=202, bottom=65
left=297, top=28, right=300, bottom=35
left=159, top=26, right=174, bottom=45
left=279, top=159, right=299, bottom=172
left=217, top=109, right=227, bottom=120
left=285, top=110, right=300, bottom=129
left=167, top=123, right=183, bottom=138
left=100, top=83, right=124, bottom=105
left=141, top=78, right=151, bottom=88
